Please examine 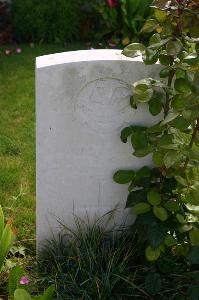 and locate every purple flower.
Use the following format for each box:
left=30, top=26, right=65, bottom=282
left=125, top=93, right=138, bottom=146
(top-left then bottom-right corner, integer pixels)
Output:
left=16, top=48, right=22, bottom=54
left=20, top=276, right=29, bottom=285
